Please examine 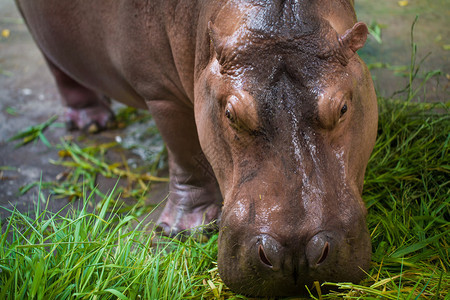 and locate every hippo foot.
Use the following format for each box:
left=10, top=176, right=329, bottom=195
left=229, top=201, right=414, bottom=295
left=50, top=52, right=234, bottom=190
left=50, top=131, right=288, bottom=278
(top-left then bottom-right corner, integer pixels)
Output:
left=65, top=105, right=116, bottom=133
left=156, top=196, right=221, bottom=239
